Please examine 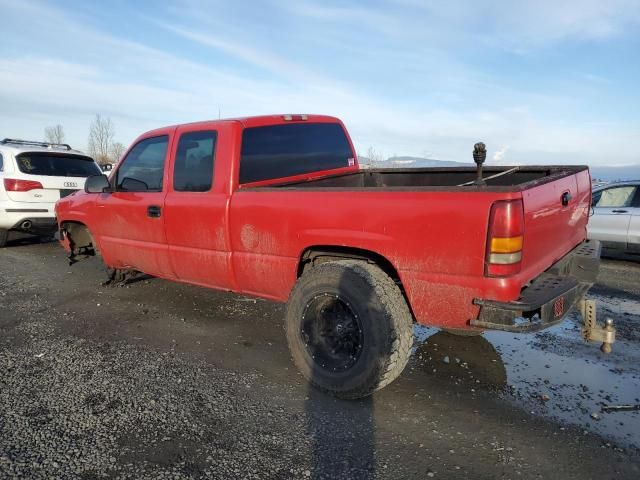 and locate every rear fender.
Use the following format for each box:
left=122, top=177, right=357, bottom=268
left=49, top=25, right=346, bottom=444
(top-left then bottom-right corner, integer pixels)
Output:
left=297, top=244, right=417, bottom=321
